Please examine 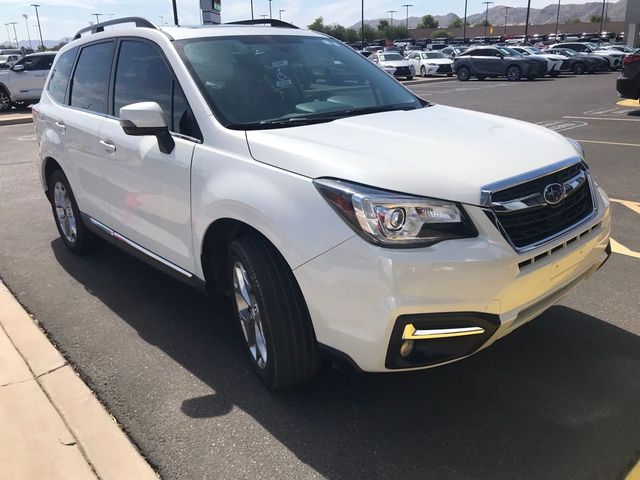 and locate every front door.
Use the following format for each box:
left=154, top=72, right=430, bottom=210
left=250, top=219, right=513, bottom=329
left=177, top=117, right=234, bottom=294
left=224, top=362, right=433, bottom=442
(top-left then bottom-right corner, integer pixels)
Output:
left=11, top=54, right=54, bottom=101
left=99, top=39, right=200, bottom=272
